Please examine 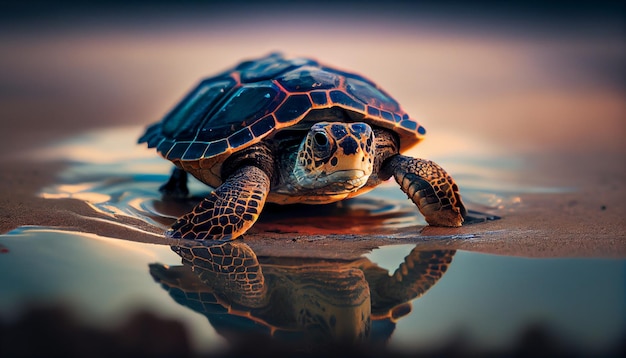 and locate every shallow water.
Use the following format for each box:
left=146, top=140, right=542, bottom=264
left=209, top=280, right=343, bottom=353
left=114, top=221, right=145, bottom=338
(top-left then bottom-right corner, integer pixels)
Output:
left=1, top=229, right=624, bottom=355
